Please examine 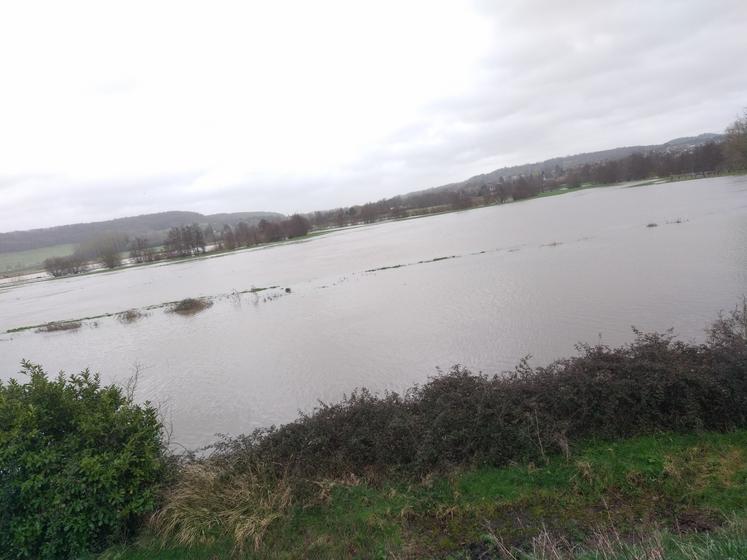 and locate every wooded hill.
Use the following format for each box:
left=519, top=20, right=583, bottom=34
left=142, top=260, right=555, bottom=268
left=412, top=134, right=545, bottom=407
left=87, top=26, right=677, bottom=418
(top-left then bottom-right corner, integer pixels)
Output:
left=0, top=211, right=283, bottom=253
left=409, top=132, right=723, bottom=198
